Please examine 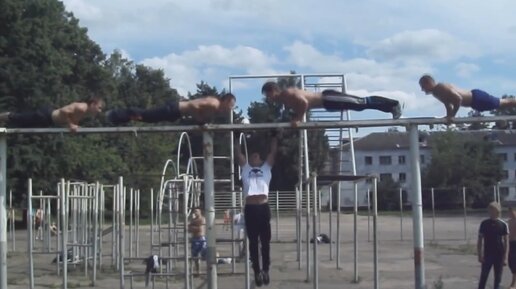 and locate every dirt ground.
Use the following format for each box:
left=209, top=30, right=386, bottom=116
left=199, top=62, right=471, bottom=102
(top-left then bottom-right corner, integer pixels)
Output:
left=5, top=212, right=511, bottom=289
